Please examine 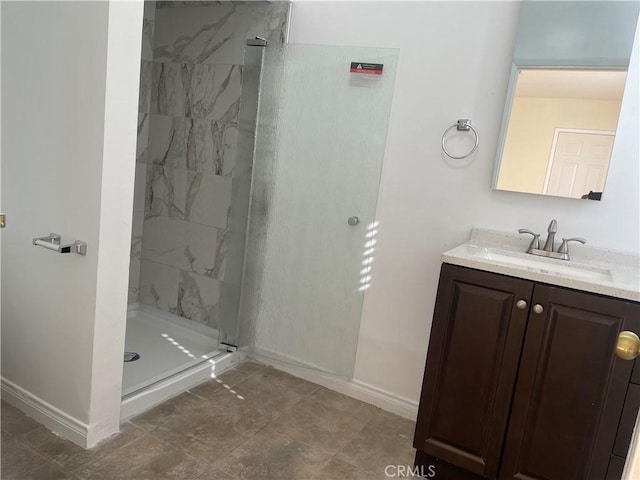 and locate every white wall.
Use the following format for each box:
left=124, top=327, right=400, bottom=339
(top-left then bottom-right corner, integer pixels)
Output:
left=514, top=0, right=639, bottom=67
left=89, top=1, right=144, bottom=447
left=289, top=1, right=640, bottom=407
left=0, top=2, right=3, bottom=360
left=1, top=1, right=142, bottom=447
